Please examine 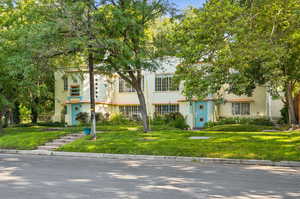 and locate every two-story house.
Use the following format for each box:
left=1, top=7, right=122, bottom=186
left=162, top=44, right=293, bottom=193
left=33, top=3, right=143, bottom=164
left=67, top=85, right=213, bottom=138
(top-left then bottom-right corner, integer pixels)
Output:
left=53, top=57, right=284, bottom=128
